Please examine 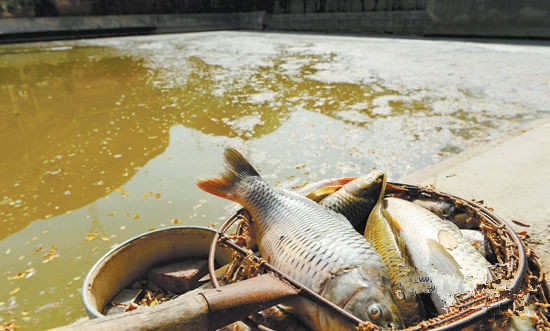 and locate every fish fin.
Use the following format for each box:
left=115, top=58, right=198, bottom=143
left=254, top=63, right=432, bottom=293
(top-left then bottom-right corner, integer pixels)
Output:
left=223, top=148, right=260, bottom=178
left=335, top=177, right=357, bottom=185
left=426, top=239, right=464, bottom=280
left=197, top=148, right=259, bottom=201
left=306, top=185, right=341, bottom=202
